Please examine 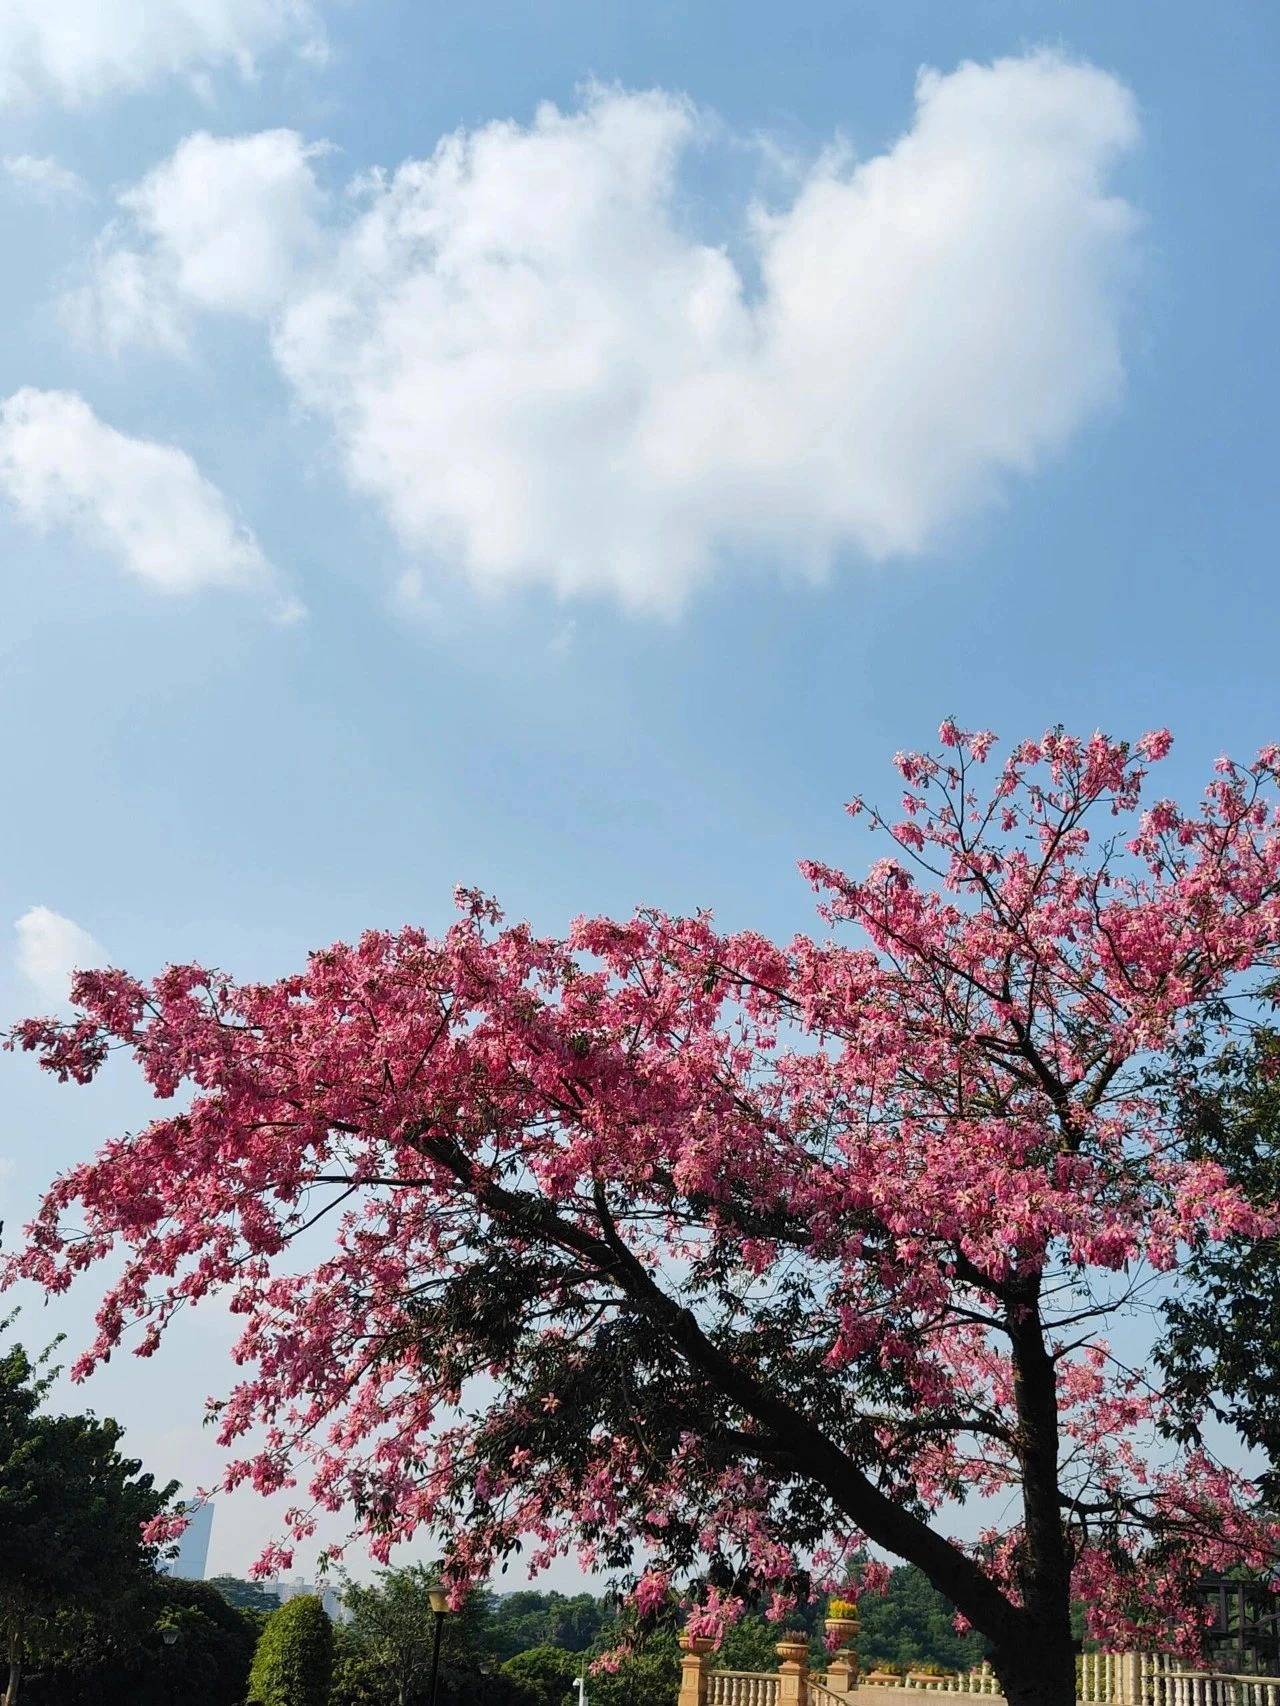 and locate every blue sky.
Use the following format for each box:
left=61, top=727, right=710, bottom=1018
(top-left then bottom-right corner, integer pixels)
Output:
left=0, top=0, right=1278, bottom=1584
